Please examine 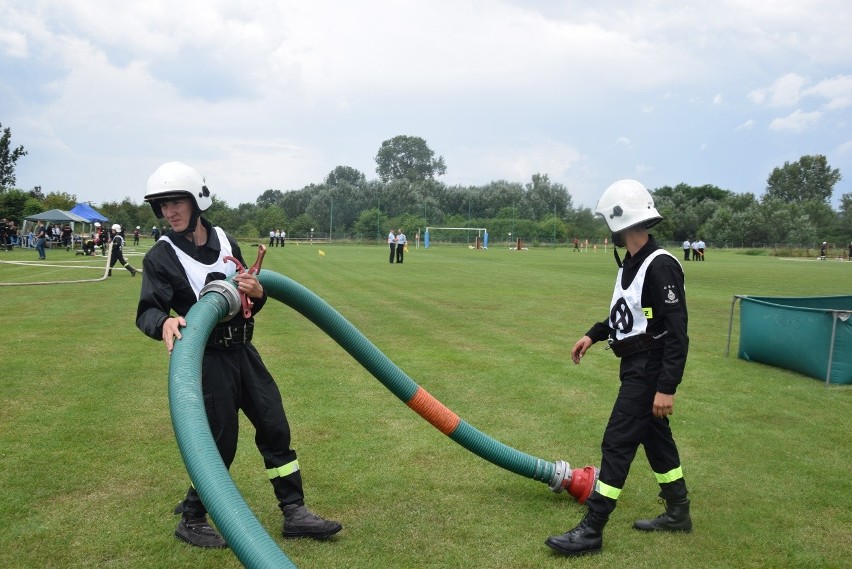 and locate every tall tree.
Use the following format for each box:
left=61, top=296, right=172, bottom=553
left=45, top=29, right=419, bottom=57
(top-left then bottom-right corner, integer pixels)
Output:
left=43, top=191, right=77, bottom=211
left=325, top=165, right=366, bottom=187
left=525, top=173, right=571, bottom=221
left=375, top=135, right=446, bottom=183
left=764, top=154, right=841, bottom=204
left=0, top=123, right=28, bottom=190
